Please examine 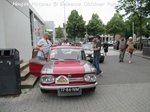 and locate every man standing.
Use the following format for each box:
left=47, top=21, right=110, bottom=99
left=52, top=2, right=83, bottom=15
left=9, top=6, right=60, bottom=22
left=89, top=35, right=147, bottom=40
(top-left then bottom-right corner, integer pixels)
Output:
left=119, top=37, right=126, bottom=62
left=92, top=34, right=103, bottom=76
left=36, top=32, right=56, bottom=60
